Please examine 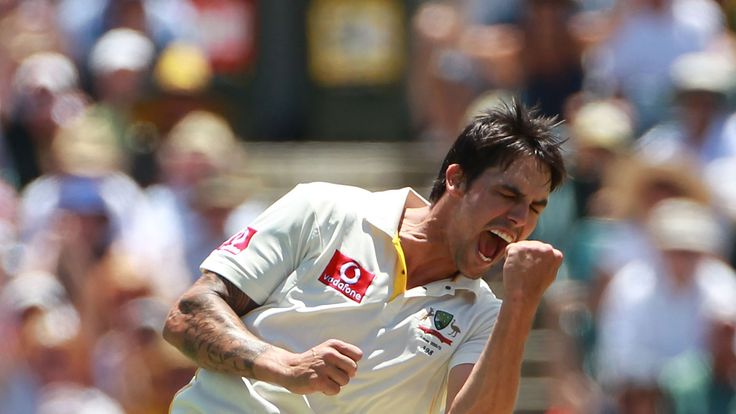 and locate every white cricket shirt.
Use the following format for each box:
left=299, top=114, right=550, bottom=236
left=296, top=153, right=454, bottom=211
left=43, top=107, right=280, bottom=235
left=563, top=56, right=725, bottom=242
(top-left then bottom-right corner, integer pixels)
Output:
left=171, top=182, right=501, bottom=414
